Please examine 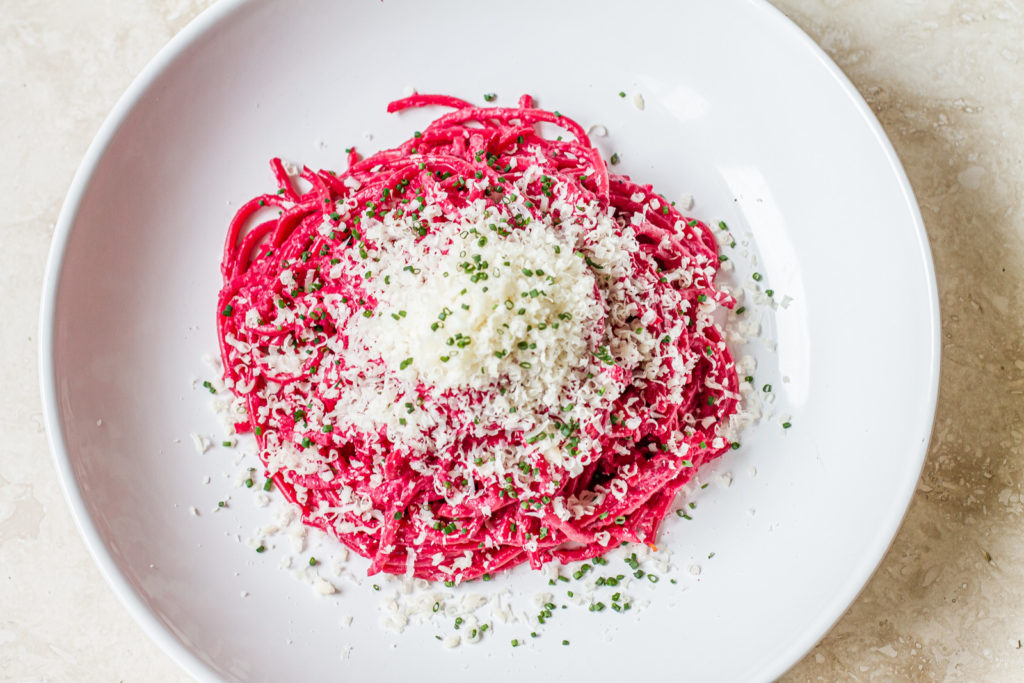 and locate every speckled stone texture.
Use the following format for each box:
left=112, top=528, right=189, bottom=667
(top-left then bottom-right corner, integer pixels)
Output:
left=1, top=1, right=1020, bottom=680
left=775, top=1, right=1024, bottom=680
